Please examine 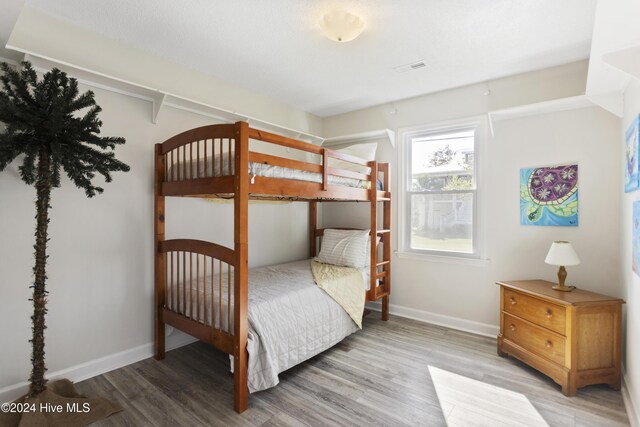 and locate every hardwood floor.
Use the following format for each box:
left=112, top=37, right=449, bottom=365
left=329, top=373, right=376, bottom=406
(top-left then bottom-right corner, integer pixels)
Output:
left=76, top=315, right=629, bottom=426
